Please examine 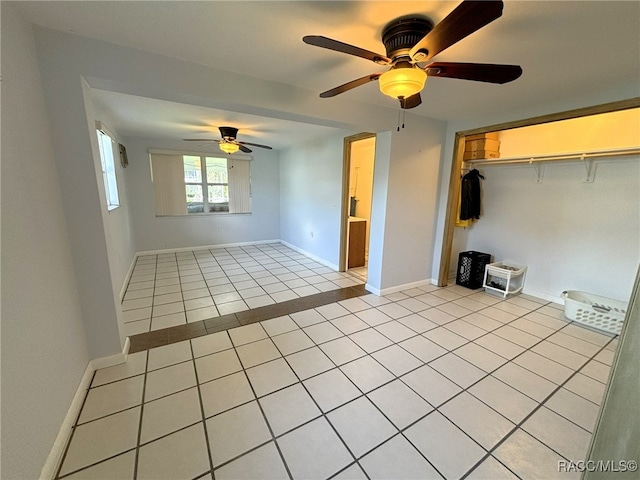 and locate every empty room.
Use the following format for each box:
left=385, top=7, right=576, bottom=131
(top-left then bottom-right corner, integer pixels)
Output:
left=2, top=1, right=639, bottom=479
